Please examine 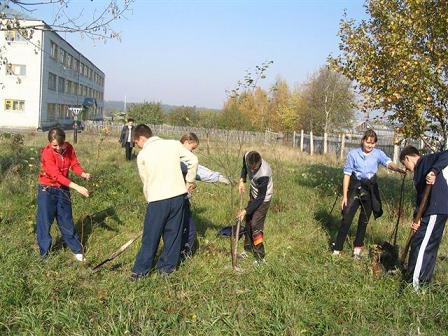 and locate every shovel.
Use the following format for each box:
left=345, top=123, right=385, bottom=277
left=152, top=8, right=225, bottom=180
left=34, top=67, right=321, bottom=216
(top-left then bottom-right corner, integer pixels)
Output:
left=92, top=232, right=142, bottom=272
left=376, top=174, right=406, bottom=272
left=231, top=193, right=244, bottom=271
